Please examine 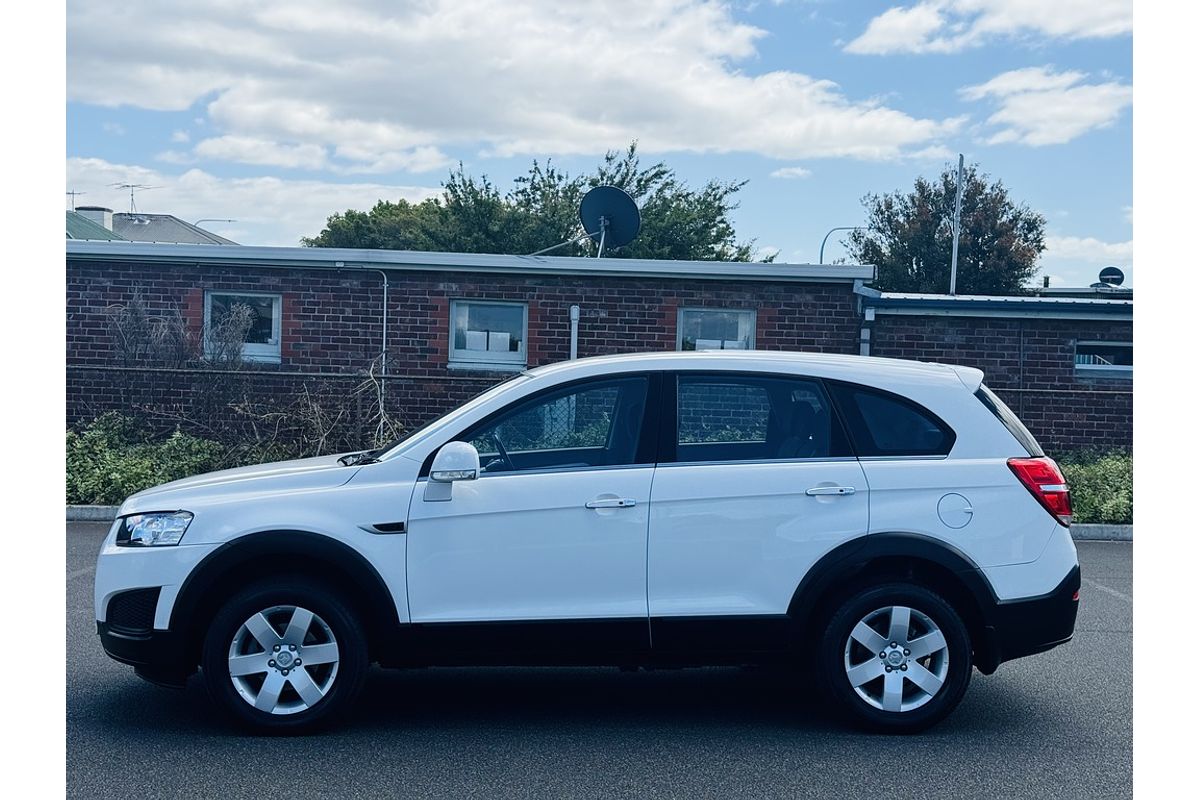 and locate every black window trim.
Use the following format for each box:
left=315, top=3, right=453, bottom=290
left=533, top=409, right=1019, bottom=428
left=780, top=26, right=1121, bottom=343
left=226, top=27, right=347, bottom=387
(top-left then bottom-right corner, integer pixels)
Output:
left=824, top=378, right=957, bottom=459
left=658, top=370, right=856, bottom=466
left=419, top=372, right=664, bottom=478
